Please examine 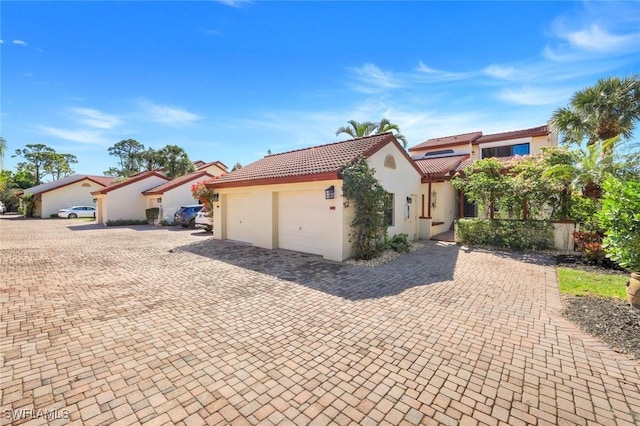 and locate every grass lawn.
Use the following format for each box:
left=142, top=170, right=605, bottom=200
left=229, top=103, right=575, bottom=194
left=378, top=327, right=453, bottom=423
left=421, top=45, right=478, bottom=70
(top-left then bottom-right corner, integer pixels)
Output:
left=557, top=267, right=628, bottom=299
